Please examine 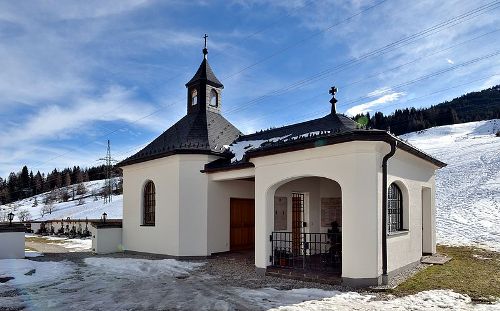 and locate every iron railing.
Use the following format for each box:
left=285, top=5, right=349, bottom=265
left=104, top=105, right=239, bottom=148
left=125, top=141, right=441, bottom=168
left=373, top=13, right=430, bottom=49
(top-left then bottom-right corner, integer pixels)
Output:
left=270, top=231, right=341, bottom=273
